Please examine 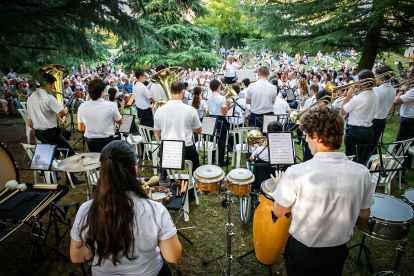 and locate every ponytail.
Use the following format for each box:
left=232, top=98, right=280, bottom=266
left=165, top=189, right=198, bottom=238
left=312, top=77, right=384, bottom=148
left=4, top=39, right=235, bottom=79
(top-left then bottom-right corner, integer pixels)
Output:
left=192, top=86, right=202, bottom=109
